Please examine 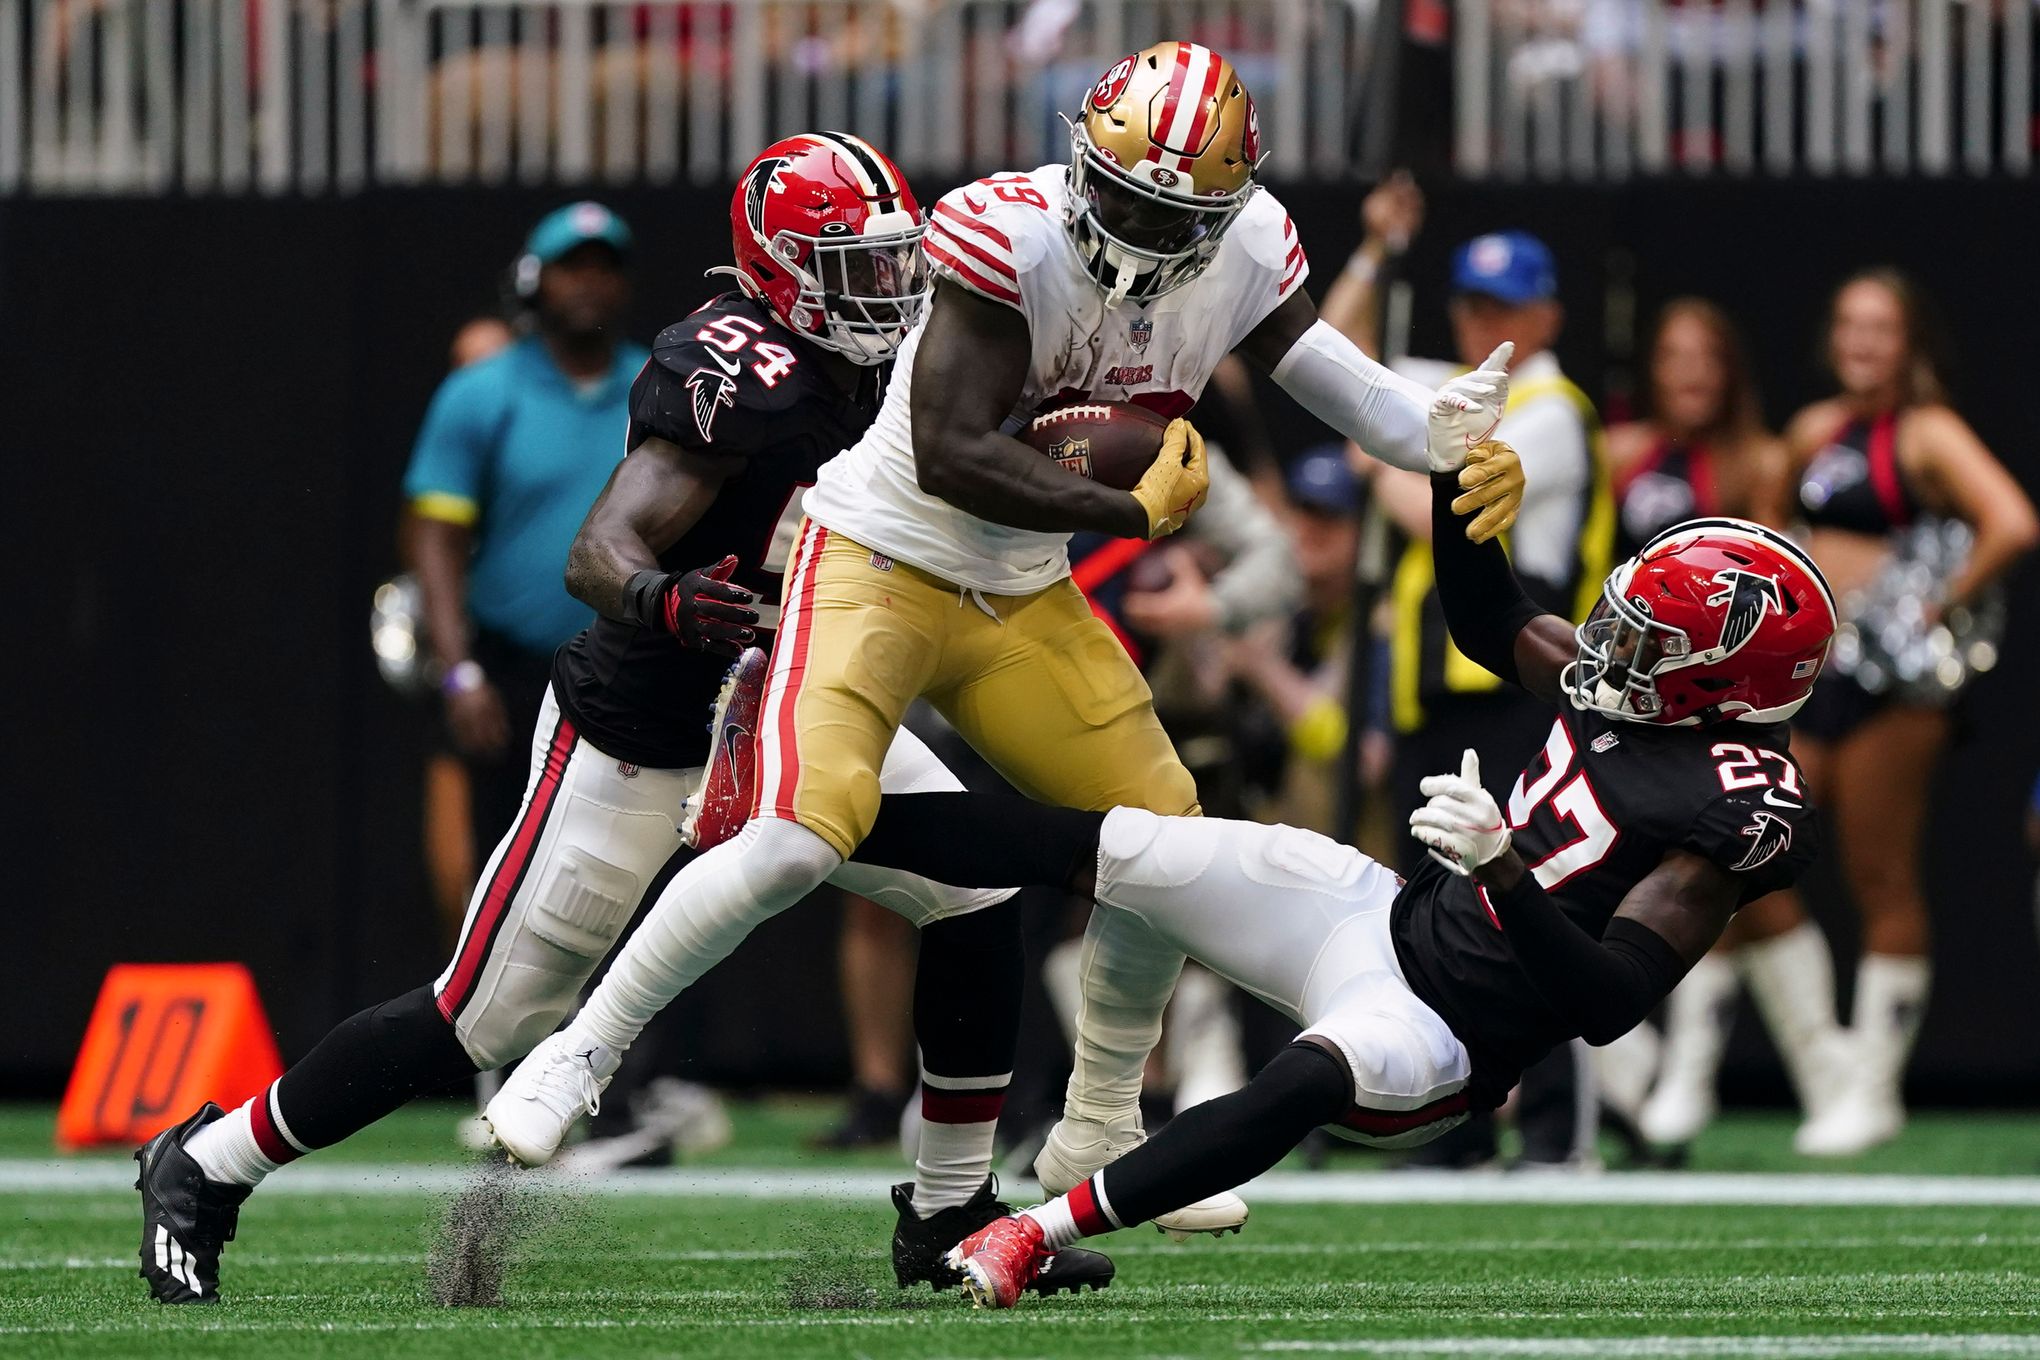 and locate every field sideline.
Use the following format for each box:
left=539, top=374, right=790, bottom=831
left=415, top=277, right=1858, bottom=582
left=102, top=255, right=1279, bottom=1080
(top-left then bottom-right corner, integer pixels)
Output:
left=5, top=1102, right=2037, bottom=1359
